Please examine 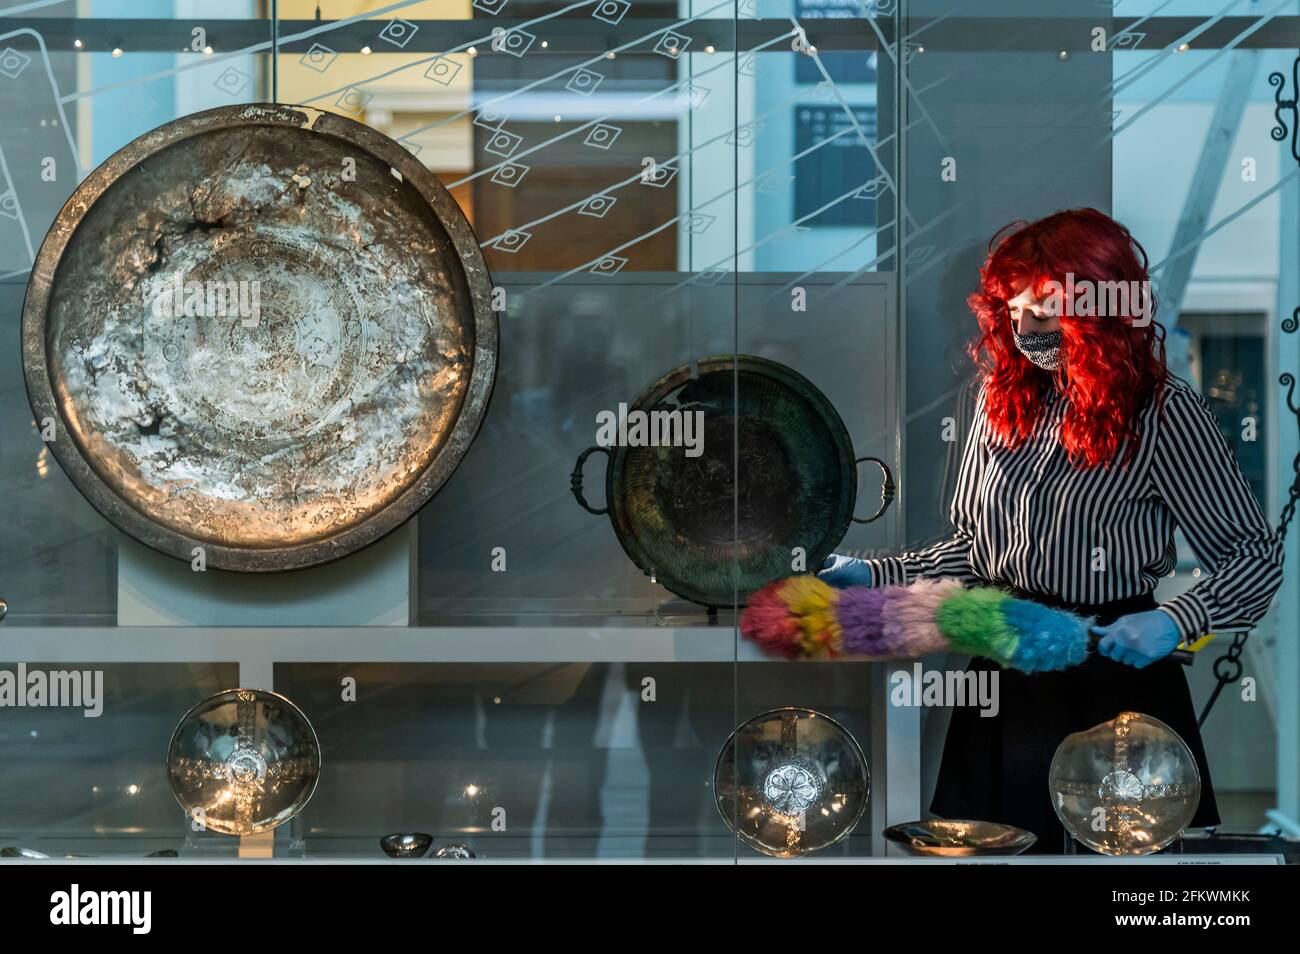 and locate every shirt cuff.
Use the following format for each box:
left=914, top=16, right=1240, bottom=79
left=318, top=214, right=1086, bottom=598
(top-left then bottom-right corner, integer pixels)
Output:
left=865, top=557, right=909, bottom=588
left=1156, top=592, right=1212, bottom=644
